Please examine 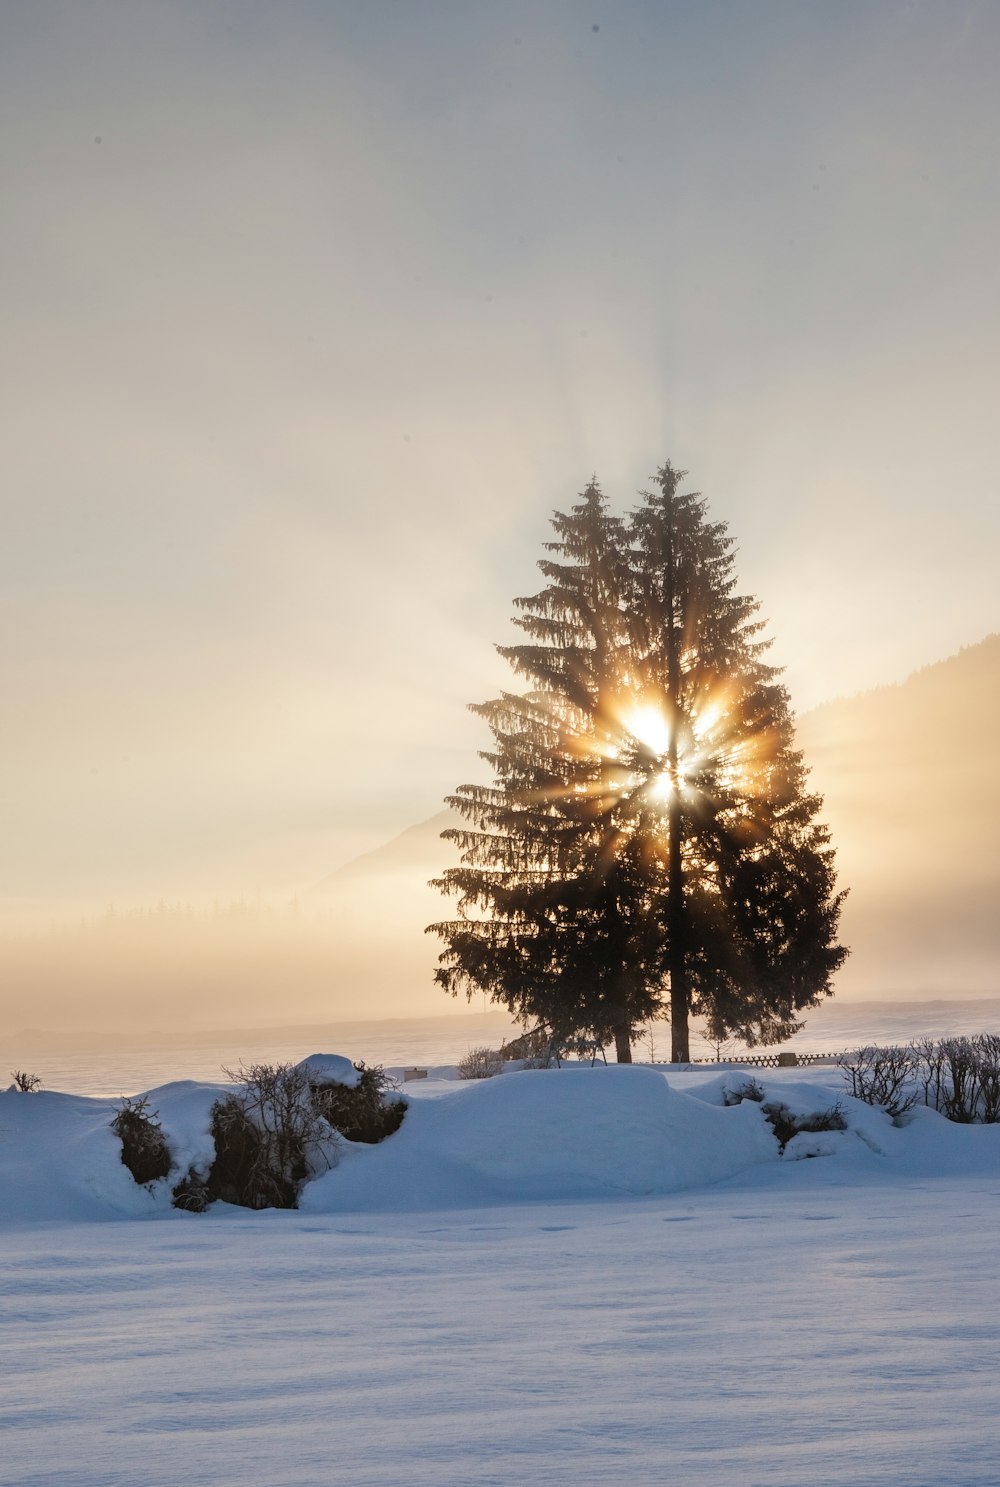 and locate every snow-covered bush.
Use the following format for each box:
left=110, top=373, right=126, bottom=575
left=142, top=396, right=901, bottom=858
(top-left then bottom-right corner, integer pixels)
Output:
left=168, top=1056, right=405, bottom=1212
left=111, top=1095, right=173, bottom=1186
left=10, top=1070, right=41, bottom=1092
left=722, top=1076, right=764, bottom=1106
left=697, top=1075, right=846, bottom=1153
left=782, top=1126, right=850, bottom=1161
left=204, top=1062, right=338, bottom=1210
left=171, top=1169, right=213, bottom=1213
left=308, top=1061, right=406, bottom=1144
left=457, top=1046, right=506, bottom=1080
left=761, top=1099, right=847, bottom=1153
